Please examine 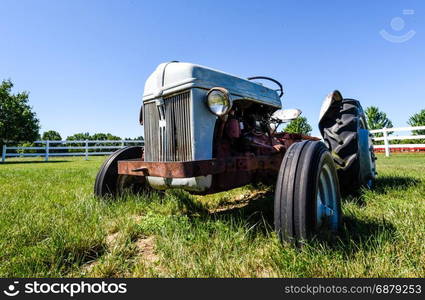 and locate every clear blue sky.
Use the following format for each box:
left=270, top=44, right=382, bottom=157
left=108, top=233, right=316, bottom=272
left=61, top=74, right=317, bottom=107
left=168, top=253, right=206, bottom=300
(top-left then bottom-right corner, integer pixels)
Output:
left=1, top=0, right=423, bottom=138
